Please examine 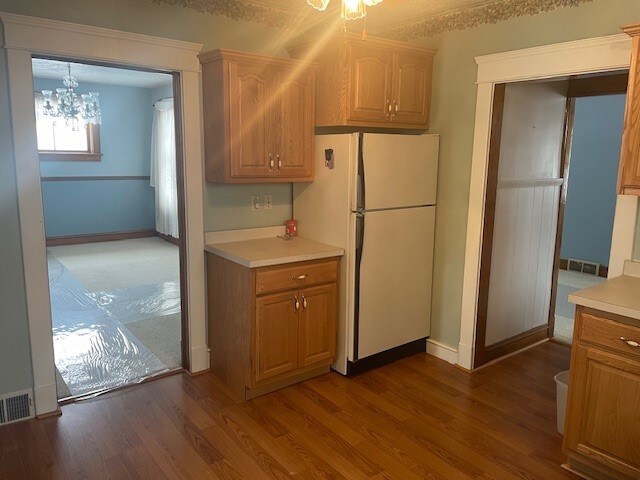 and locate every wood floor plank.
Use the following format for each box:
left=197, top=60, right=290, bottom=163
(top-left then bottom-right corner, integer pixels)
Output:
left=0, top=342, right=579, bottom=480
